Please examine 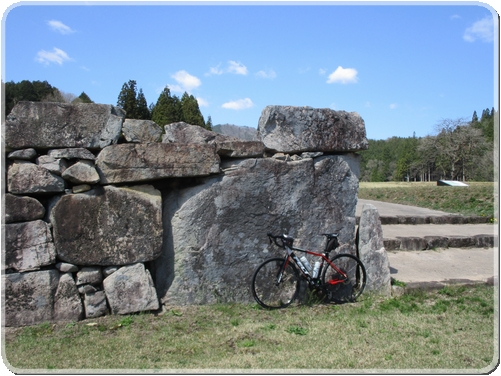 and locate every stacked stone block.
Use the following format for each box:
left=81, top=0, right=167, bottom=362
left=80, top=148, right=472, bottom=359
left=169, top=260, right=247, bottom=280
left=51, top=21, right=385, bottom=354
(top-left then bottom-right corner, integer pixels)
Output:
left=3, top=102, right=374, bottom=327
